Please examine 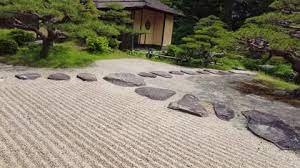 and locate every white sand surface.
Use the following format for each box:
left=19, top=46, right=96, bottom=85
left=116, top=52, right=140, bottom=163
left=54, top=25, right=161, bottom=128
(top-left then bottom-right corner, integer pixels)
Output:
left=0, top=59, right=299, bottom=168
